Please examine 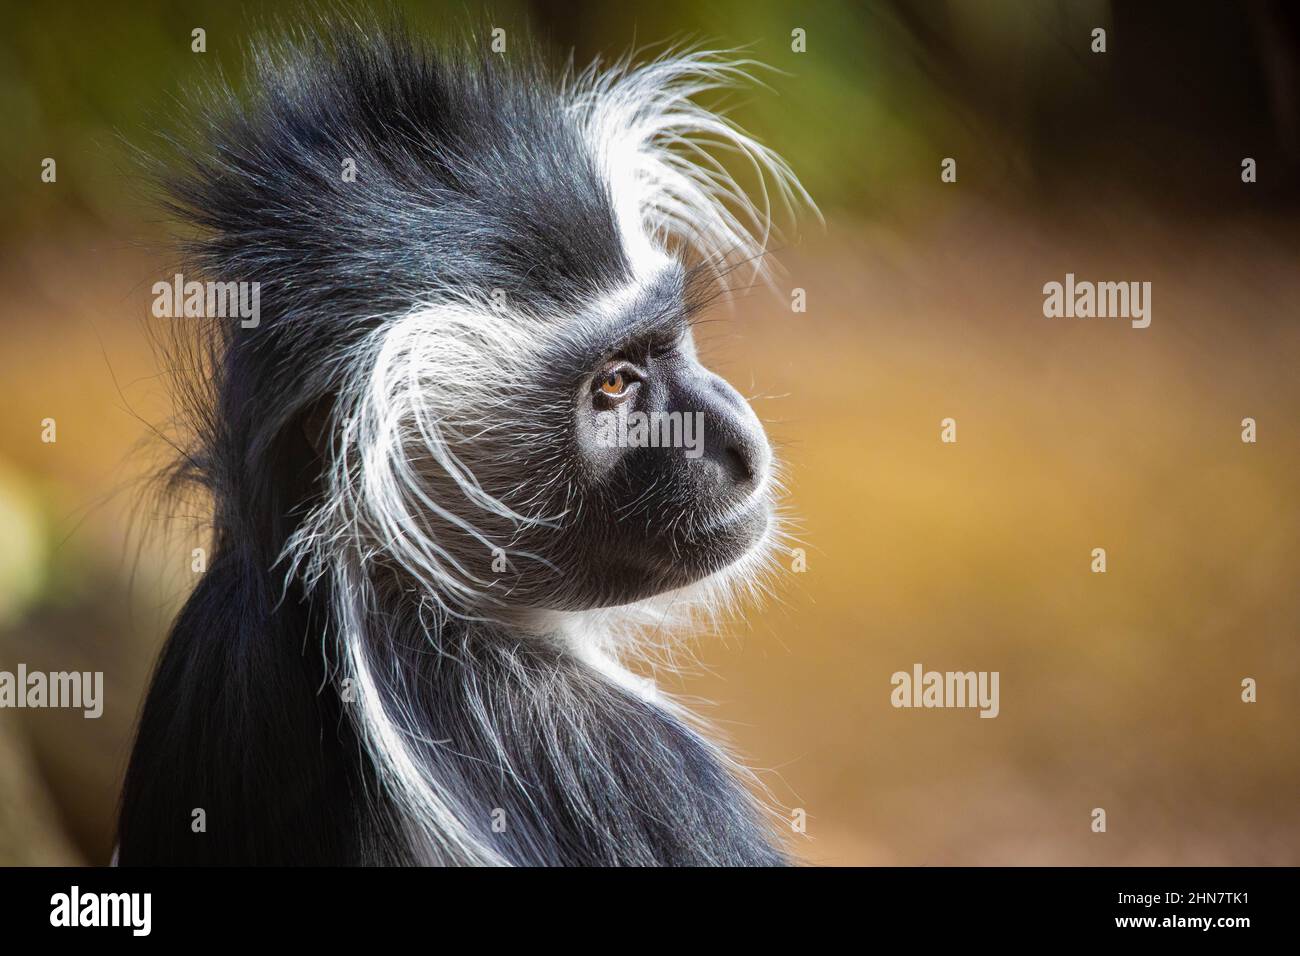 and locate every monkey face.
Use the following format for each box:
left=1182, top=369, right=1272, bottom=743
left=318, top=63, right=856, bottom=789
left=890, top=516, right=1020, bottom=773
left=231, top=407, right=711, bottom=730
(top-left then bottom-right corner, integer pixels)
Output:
left=480, top=265, right=777, bottom=611
left=311, top=262, right=781, bottom=620
left=267, top=44, right=810, bottom=620
left=565, top=326, right=773, bottom=606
